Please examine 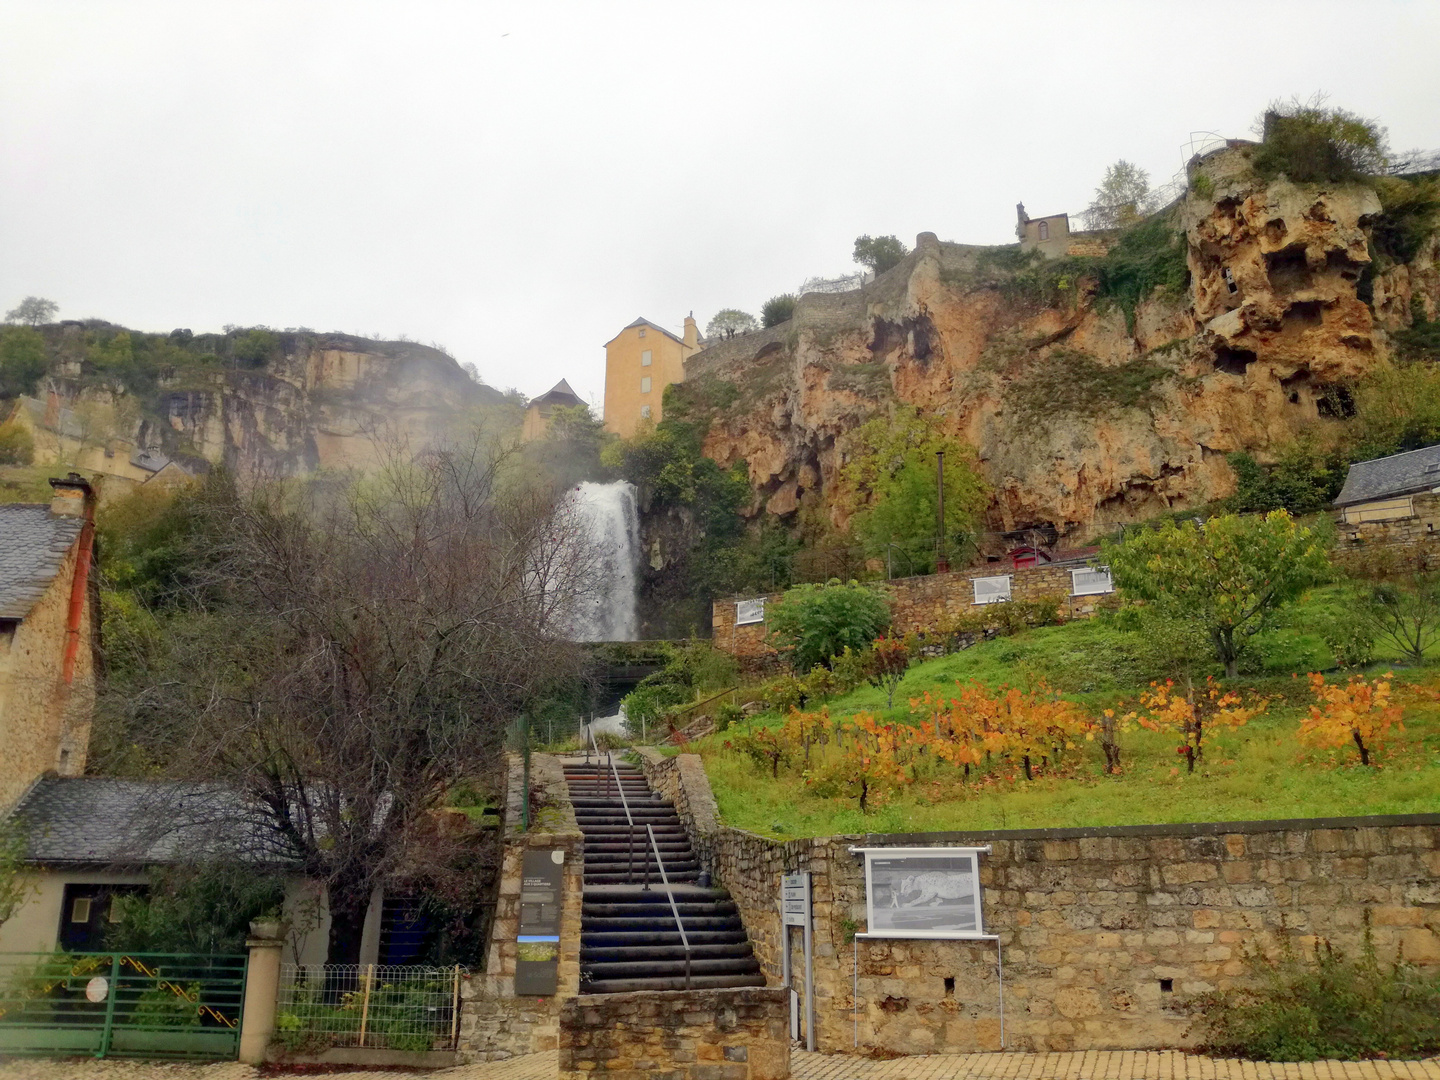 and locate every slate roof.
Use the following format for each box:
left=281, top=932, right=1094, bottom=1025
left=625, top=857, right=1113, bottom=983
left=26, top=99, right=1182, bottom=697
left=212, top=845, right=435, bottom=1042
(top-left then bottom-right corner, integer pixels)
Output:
left=1333, top=444, right=1440, bottom=507
left=527, top=379, right=585, bottom=410
left=0, top=504, right=84, bottom=619
left=8, top=777, right=289, bottom=866
left=606, top=317, right=685, bottom=348
left=129, top=448, right=173, bottom=474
